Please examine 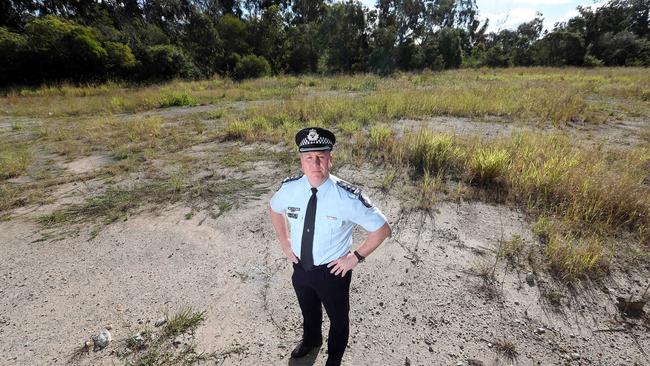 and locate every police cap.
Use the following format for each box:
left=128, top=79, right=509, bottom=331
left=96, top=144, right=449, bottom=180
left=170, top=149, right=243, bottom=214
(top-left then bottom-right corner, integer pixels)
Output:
left=295, top=127, right=336, bottom=152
